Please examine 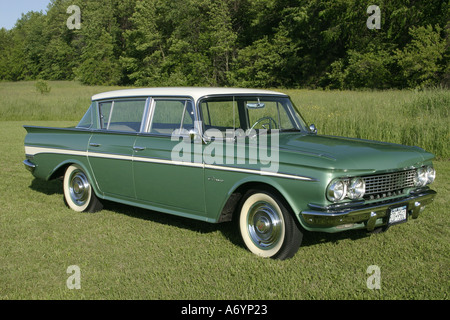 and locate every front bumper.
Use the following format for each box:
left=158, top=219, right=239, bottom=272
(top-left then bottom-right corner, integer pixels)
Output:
left=301, top=189, right=436, bottom=232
